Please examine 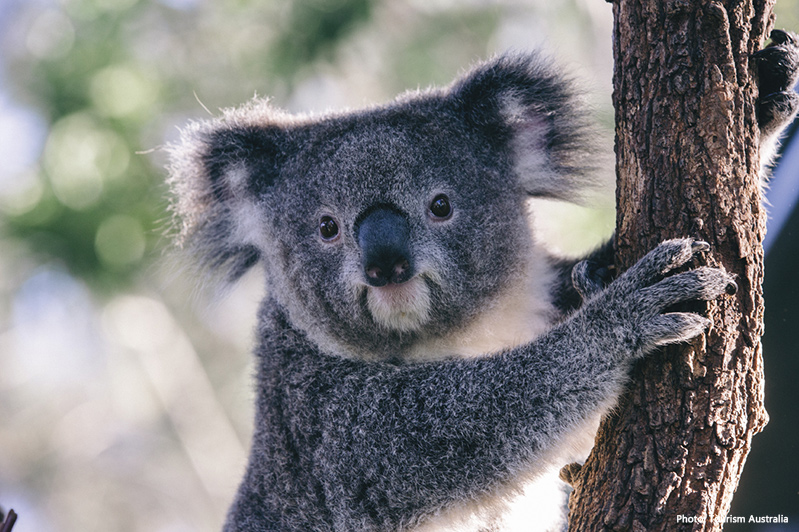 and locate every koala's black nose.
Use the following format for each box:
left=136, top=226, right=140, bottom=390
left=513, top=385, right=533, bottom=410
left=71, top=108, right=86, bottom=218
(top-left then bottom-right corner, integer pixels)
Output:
left=357, top=207, right=414, bottom=287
